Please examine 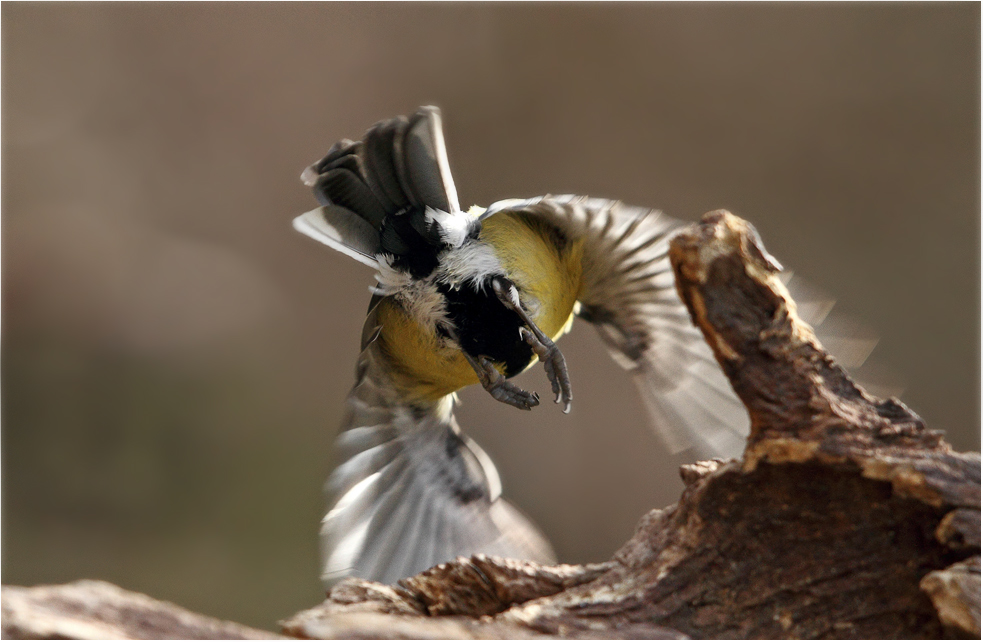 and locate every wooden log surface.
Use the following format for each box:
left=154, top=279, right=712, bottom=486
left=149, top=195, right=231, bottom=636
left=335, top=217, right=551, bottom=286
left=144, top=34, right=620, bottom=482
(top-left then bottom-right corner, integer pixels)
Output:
left=0, top=580, right=282, bottom=639
left=4, top=211, right=978, bottom=639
